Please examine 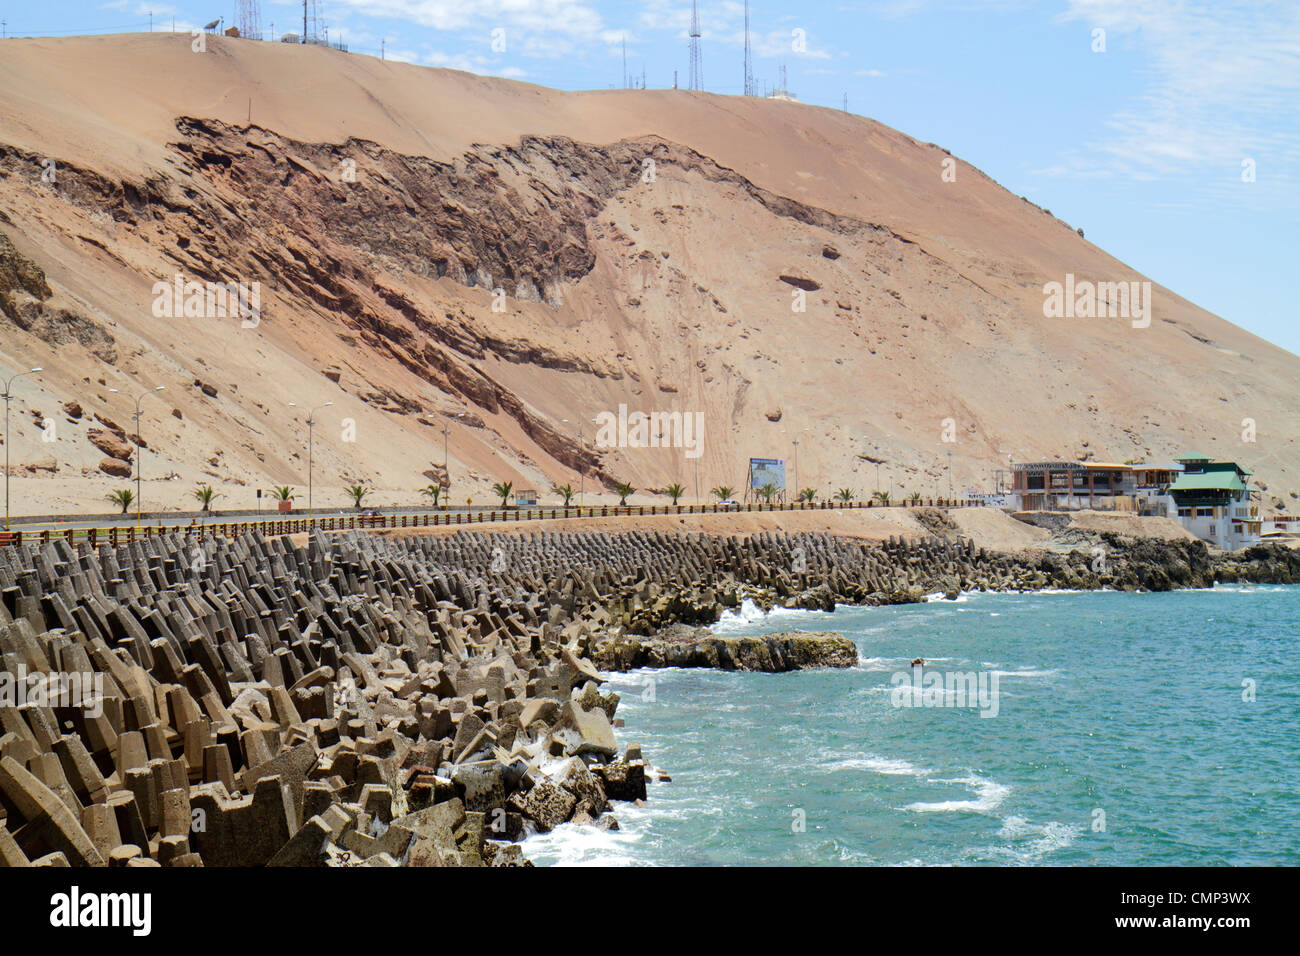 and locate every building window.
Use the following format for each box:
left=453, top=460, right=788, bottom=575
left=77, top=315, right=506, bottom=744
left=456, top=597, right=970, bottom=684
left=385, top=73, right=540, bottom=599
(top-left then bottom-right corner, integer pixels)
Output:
left=1178, top=508, right=1192, bottom=518
left=1196, top=508, right=1214, bottom=518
